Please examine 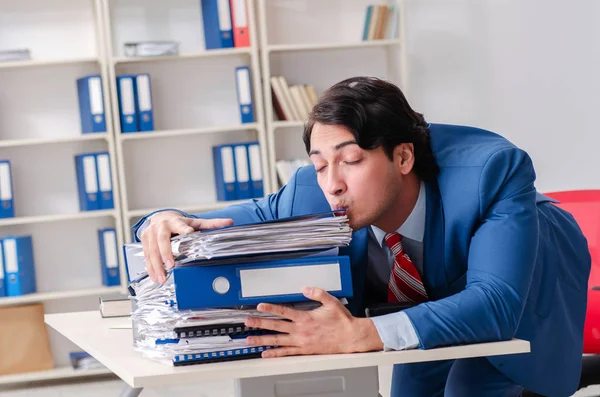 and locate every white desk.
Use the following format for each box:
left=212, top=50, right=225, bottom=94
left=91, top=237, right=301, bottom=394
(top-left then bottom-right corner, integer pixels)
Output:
left=45, top=311, right=530, bottom=397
